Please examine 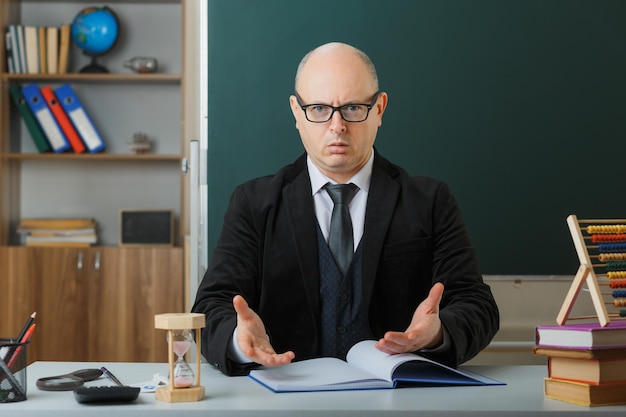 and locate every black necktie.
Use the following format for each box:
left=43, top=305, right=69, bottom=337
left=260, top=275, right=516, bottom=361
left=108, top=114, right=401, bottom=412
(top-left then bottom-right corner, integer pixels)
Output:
left=324, top=183, right=359, bottom=276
